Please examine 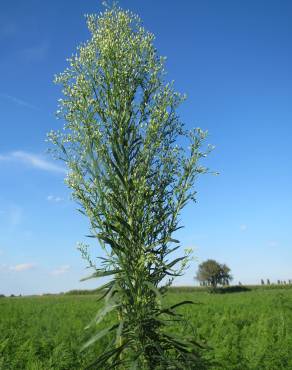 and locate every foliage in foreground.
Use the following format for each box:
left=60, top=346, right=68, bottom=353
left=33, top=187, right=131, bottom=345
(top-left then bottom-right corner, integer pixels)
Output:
left=1, top=289, right=292, bottom=370
left=48, top=3, right=211, bottom=369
